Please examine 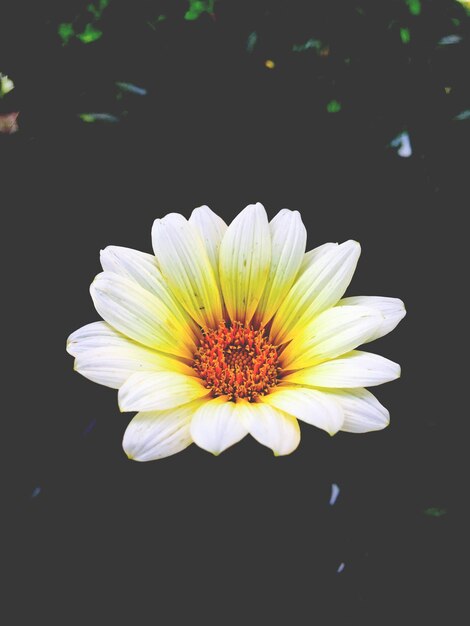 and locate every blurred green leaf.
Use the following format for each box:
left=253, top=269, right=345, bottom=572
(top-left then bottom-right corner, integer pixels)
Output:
left=87, top=0, right=110, bottom=18
left=327, top=99, right=342, bottom=113
left=292, top=38, right=322, bottom=52
left=77, top=23, right=103, bottom=44
left=246, top=31, right=257, bottom=53
left=79, top=112, right=119, bottom=123
left=58, top=22, right=75, bottom=45
left=405, top=0, right=421, bottom=16
left=185, top=0, right=215, bottom=21
left=87, top=3, right=100, bottom=18
left=400, top=27, right=411, bottom=43
left=424, top=507, right=447, bottom=517
left=115, top=82, right=147, bottom=96
left=454, top=109, right=470, bottom=121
